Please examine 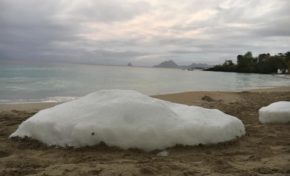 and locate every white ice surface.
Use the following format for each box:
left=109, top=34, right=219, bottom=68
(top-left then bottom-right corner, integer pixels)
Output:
left=10, top=90, right=245, bottom=151
left=259, top=101, right=290, bottom=123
